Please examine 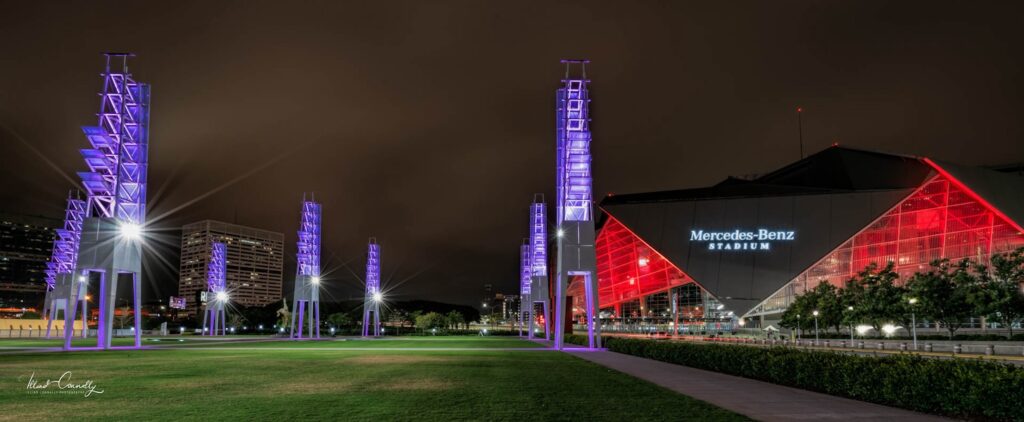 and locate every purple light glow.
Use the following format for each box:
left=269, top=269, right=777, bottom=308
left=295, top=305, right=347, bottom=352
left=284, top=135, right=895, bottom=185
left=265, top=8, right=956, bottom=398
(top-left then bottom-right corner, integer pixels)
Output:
left=555, top=76, right=593, bottom=225
left=362, top=238, right=381, bottom=337
left=296, top=200, right=322, bottom=279
left=44, top=195, right=86, bottom=290
left=529, top=199, right=547, bottom=277
left=78, top=54, right=150, bottom=223
left=207, top=242, right=227, bottom=293
left=520, top=241, right=531, bottom=296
